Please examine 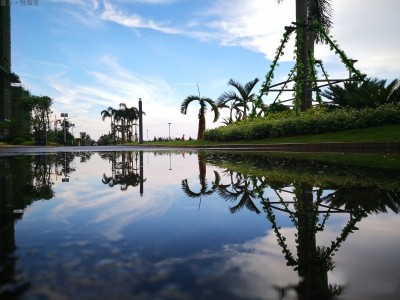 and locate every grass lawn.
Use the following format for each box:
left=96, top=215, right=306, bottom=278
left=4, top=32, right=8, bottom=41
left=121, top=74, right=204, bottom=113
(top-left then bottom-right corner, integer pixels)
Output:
left=2, top=124, right=399, bottom=148
left=134, top=124, right=400, bottom=147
